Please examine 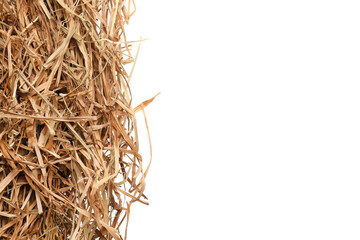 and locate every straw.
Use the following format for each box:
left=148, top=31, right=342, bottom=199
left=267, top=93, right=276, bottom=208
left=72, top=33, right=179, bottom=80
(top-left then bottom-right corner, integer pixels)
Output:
left=0, top=1, right=151, bottom=239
